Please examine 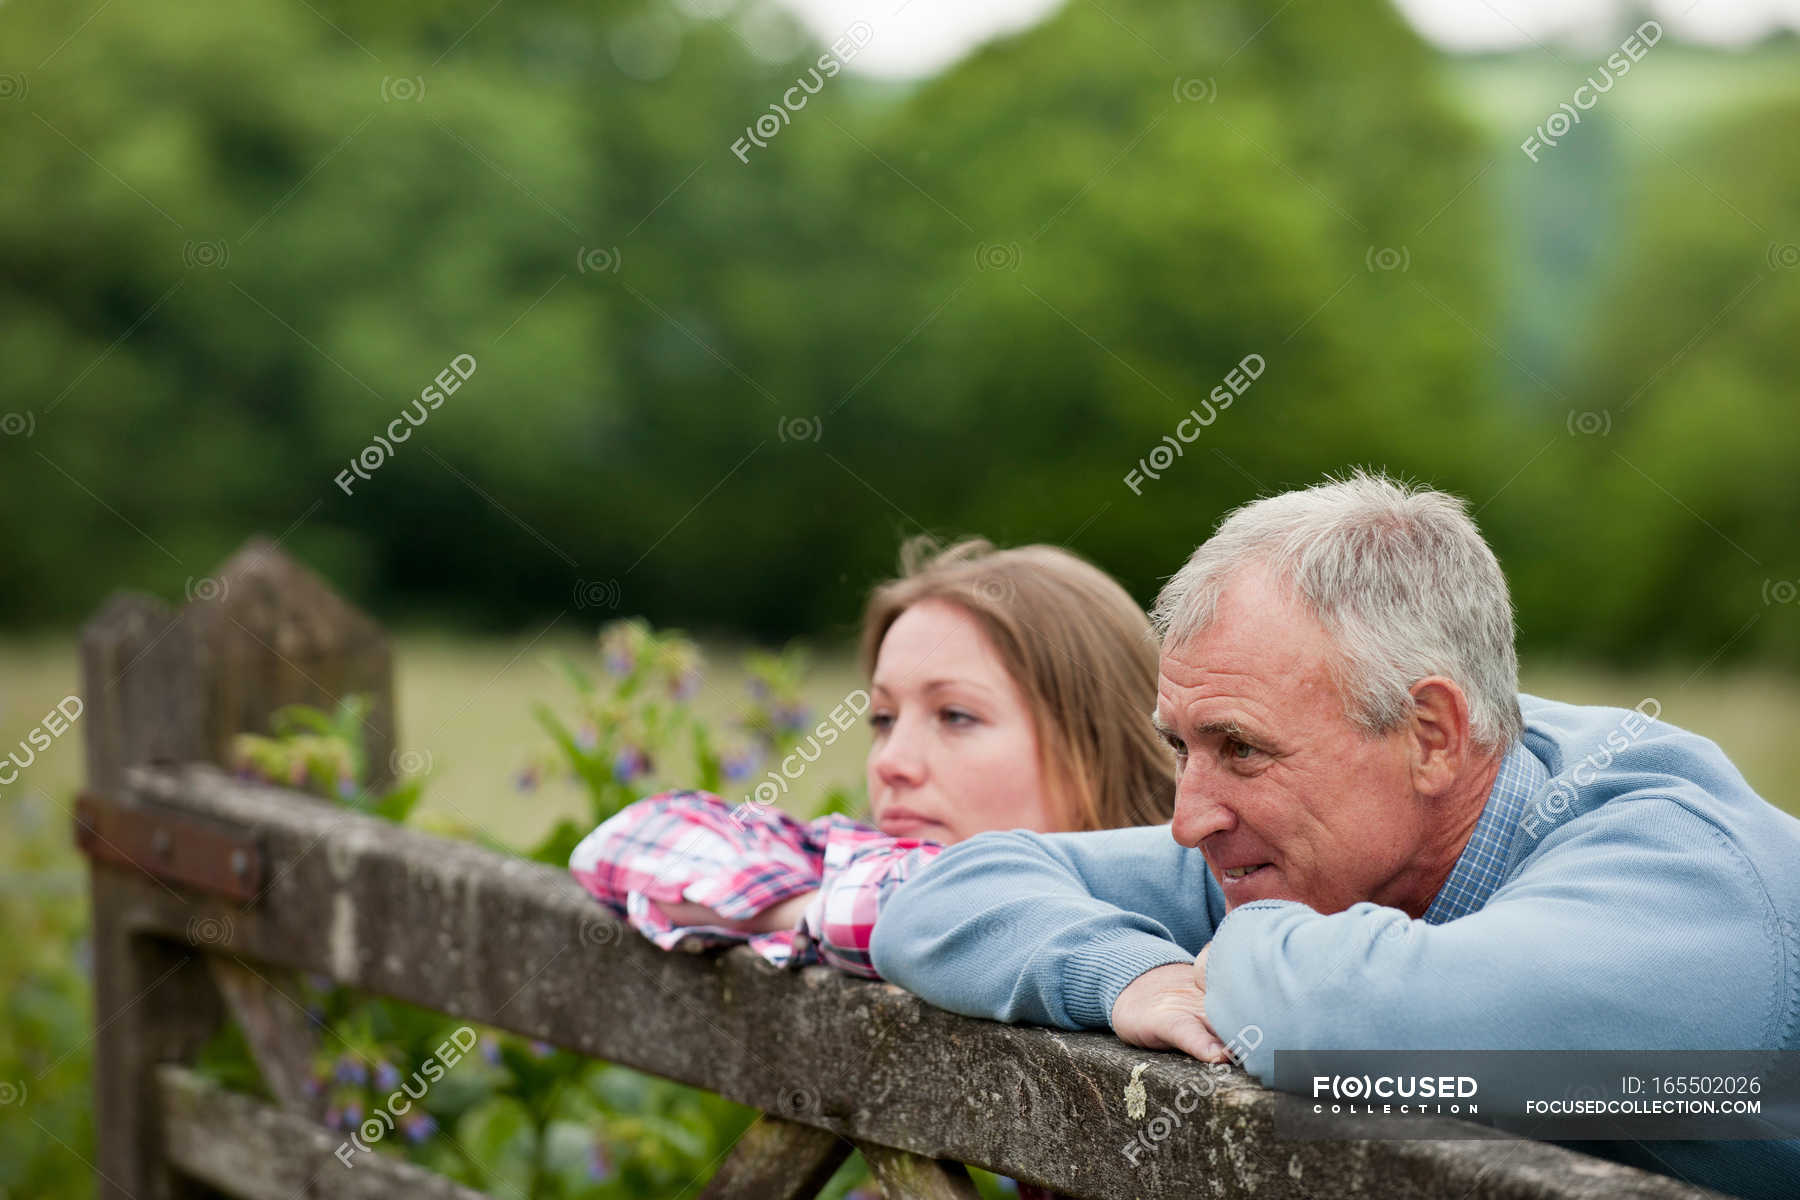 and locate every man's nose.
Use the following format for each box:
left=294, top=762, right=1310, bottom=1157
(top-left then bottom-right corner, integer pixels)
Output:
left=1171, top=771, right=1236, bottom=847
